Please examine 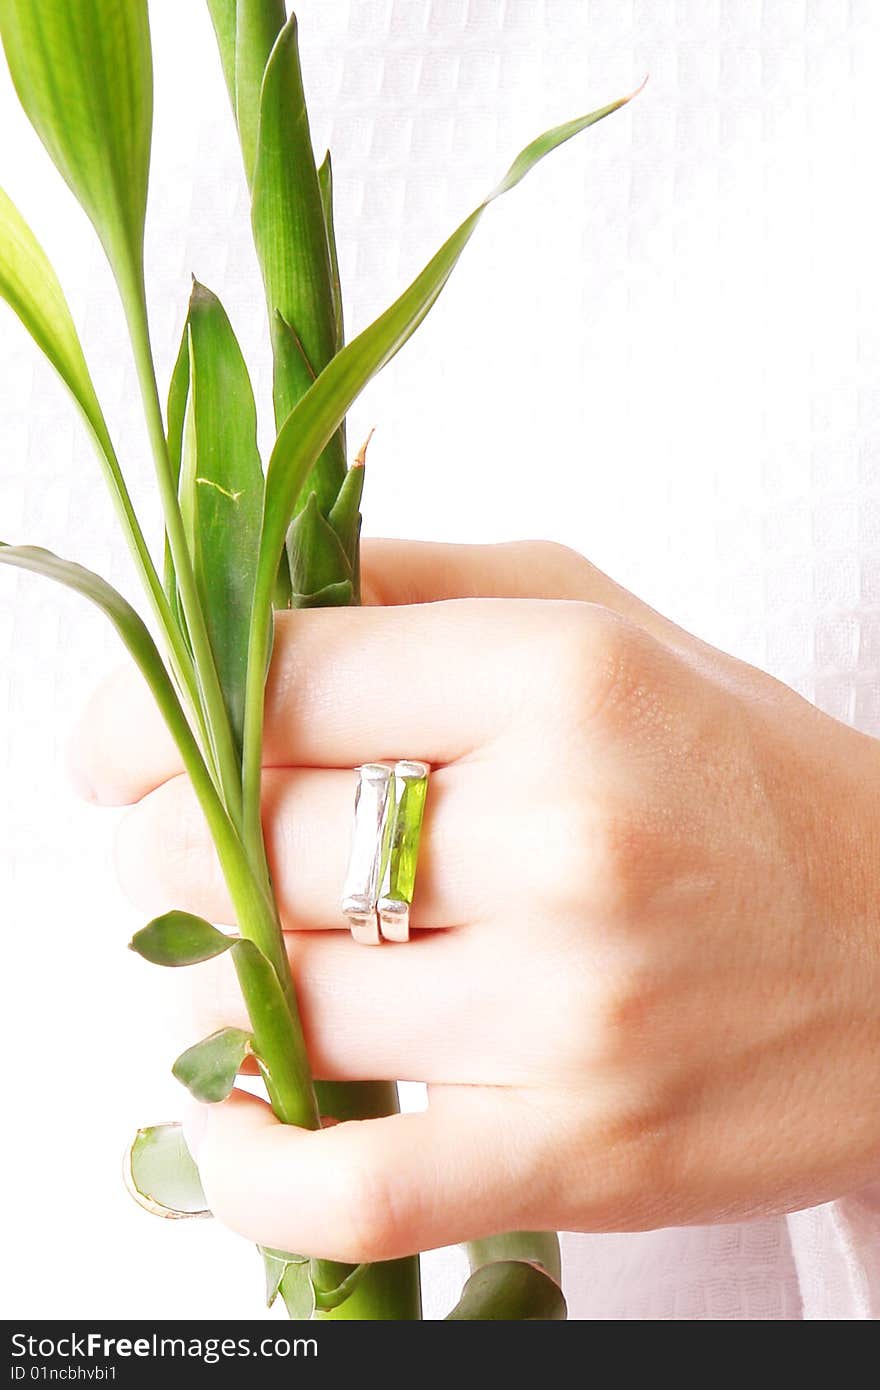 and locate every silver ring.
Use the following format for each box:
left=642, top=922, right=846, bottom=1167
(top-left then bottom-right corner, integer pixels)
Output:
left=342, top=760, right=430, bottom=944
